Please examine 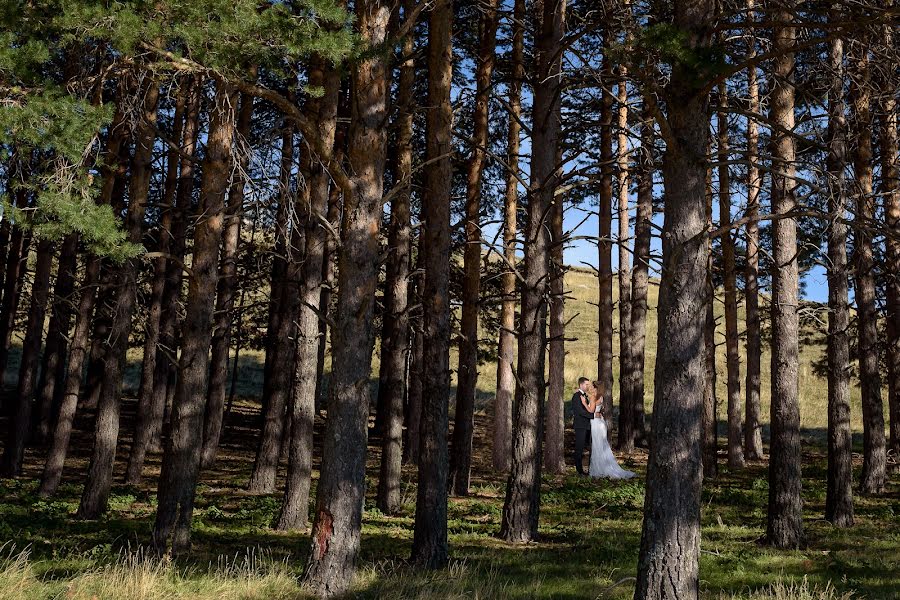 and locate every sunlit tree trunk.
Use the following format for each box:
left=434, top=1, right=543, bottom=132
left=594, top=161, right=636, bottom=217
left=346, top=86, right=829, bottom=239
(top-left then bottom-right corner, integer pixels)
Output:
left=493, top=0, right=524, bottom=473
left=500, top=0, right=564, bottom=544
left=766, top=3, right=803, bottom=548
